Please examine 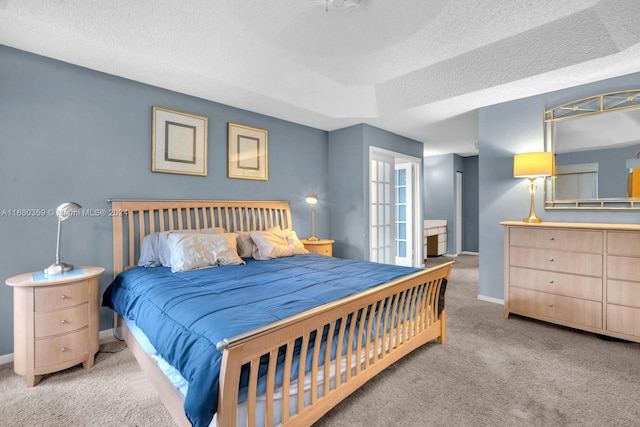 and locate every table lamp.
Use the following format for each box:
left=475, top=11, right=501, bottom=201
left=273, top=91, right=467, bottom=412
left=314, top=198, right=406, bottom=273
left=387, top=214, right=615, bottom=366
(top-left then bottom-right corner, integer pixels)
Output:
left=305, top=194, right=319, bottom=241
left=44, top=202, right=82, bottom=275
left=513, top=152, right=554, bottom=223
